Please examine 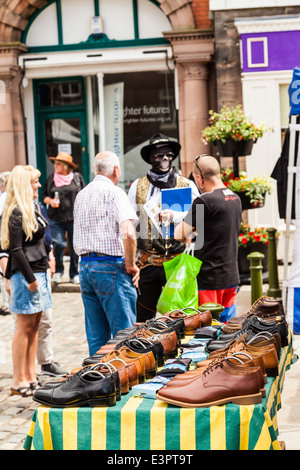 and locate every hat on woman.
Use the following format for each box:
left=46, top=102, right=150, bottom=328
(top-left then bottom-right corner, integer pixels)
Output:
left=141, top=133, right=181, bottom=164
left=49, top=152, right=77, bottom=169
